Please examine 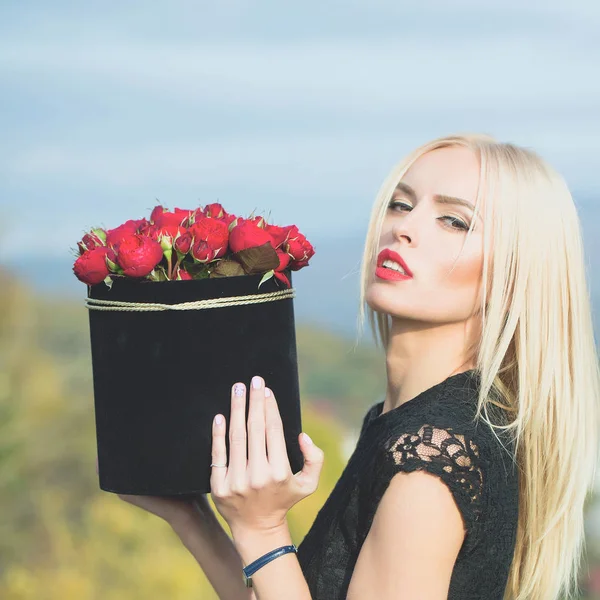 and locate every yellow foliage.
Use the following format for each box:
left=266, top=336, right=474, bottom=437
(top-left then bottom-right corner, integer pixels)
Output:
left=0, top=271, right=353, bottom=599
